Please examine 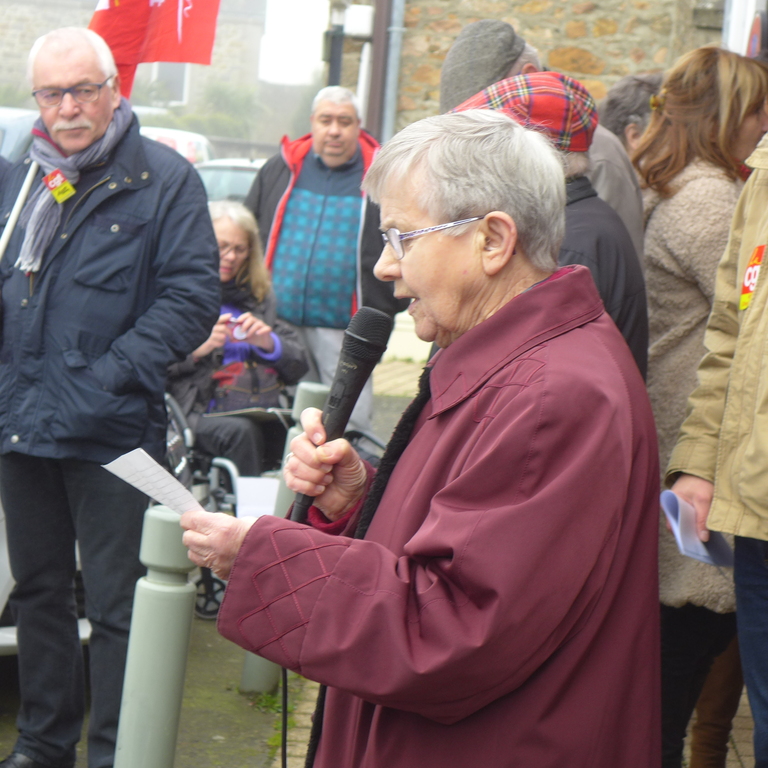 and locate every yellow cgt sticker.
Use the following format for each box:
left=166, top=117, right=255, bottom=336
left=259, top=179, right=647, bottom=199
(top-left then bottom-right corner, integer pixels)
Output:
left=42, top=168, right=76, bottom=204
left=740, top=244, right=765, bottom=310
